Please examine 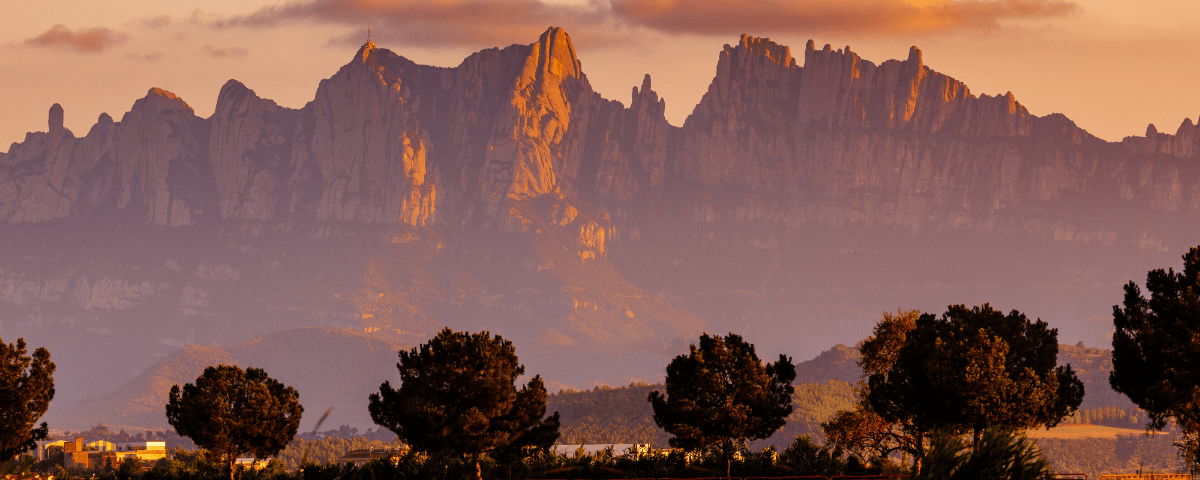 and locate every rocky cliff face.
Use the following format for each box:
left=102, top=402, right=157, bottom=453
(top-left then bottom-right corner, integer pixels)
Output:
left=4, top=31, right=1195, bottom=238
left=4, top=28, right=1199, bottom=429
left=0, top=89, right=211, bottom=225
